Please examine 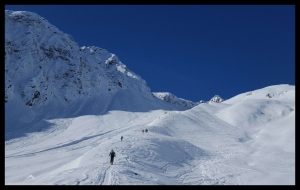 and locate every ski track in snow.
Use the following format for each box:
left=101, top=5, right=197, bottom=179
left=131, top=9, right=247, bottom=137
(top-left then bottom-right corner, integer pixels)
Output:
left=5, top=99, right=295, bottom=185
left=7, top=110, right=248, bottom=185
